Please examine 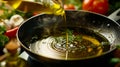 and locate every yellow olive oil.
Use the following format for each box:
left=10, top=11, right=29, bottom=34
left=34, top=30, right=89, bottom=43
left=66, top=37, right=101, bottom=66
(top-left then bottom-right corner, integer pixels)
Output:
left=29, top=27, right=110, bottom=60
